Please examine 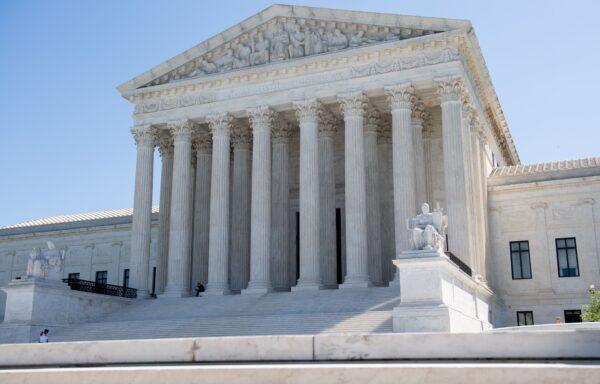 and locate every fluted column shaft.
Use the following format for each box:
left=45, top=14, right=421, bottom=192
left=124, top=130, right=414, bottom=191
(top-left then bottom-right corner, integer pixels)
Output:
left=293, top=100, right=322, bottom=290
left=377, top=125, right=395, bottom=284
left=364, top=109, right=383, bottom=286
left=163, top=120, right=194, bottom=297
left=319, top=118, right=338, bottom=288
left=339, top=93, right=370, bottom=288
left=129, top=125, right=155, bottom=297
left=386, top=84, right=417, bottom=256
left=244, top=107, right=274, bottom=294
left=156, top=136, right=174, bottom=294
left=191, top=135, right=212, bottom=289
left=206, top=114, right=233, bottom=295
left=437, top=78, right=472, bottom=266
left=471, top=124, right=487, bottom=281
left=230, top=124, right=252, bottom=292
left=412, top=106, right=428, bottom=207
left=271, top=121, right=292, bottom=291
